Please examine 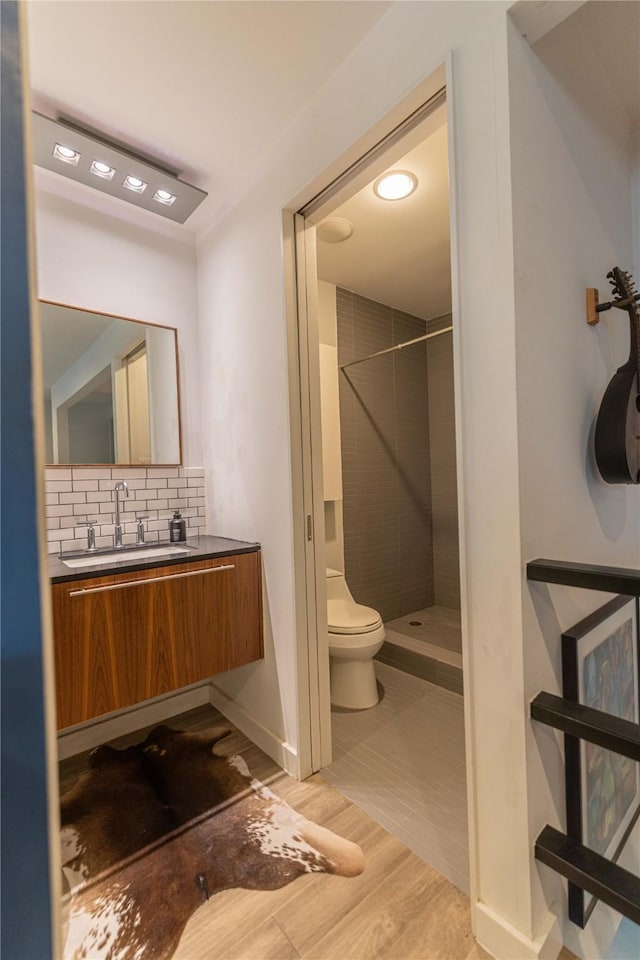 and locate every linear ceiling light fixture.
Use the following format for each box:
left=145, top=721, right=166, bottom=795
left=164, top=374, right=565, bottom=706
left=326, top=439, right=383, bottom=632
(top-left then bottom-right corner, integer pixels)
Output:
left=33, top=112, right=207, bottom=223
